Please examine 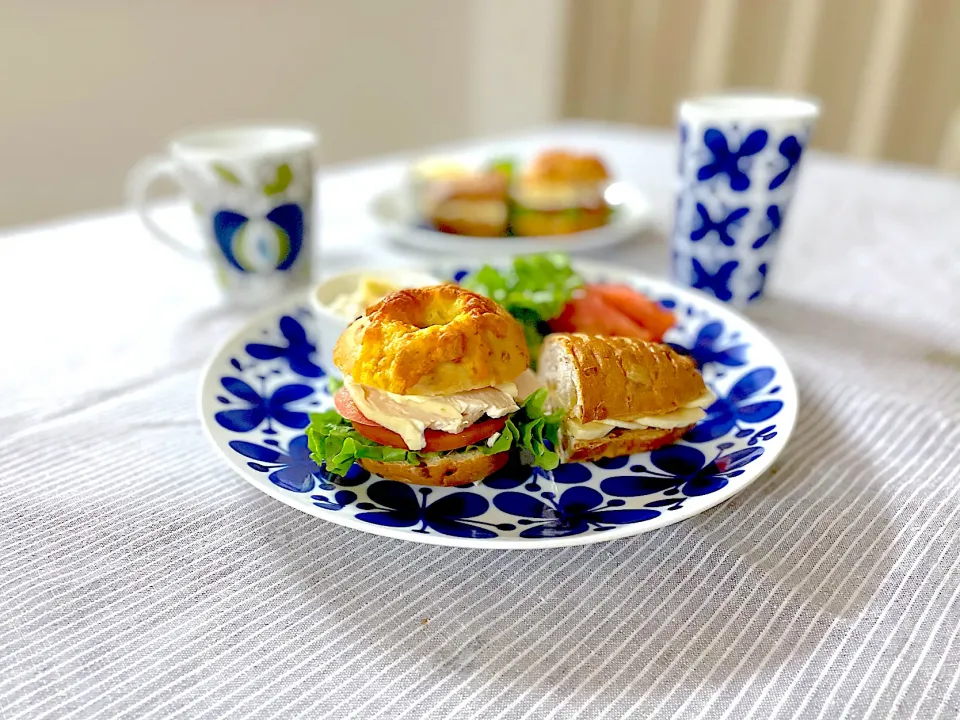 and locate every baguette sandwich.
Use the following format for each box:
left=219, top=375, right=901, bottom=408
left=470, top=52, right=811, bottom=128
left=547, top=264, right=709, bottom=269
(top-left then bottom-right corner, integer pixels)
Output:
left=538, top=333, right=713, bottom=463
